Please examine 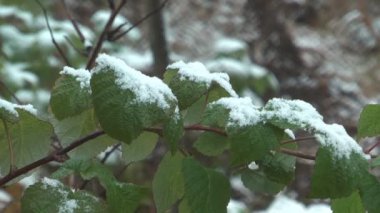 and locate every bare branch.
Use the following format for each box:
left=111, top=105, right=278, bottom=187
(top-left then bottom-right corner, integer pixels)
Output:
left=86, top=0, right=128, bottom=70
left=0, top=80, right=22, bottom=104
left=280, top=148, right=316, bottom=160
left=35, top=0, right=71, bottom=66
left=0, top=130, right=105, bottom=187
left=109, top=0, right=170, bottom=42
left=281, top=136, right=316, bottom=145
left=62, top=0, right=85, bottom=43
